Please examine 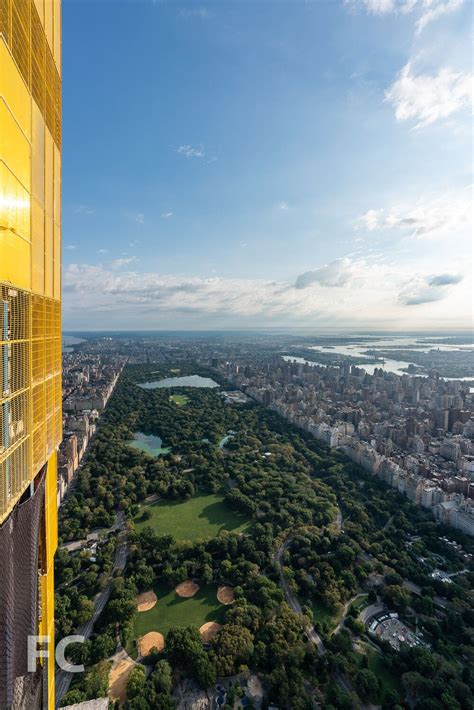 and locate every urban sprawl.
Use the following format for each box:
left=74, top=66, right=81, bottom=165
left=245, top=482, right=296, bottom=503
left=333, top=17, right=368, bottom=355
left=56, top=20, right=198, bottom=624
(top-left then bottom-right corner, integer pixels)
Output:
left=60, top=334, right=474, bottom=538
